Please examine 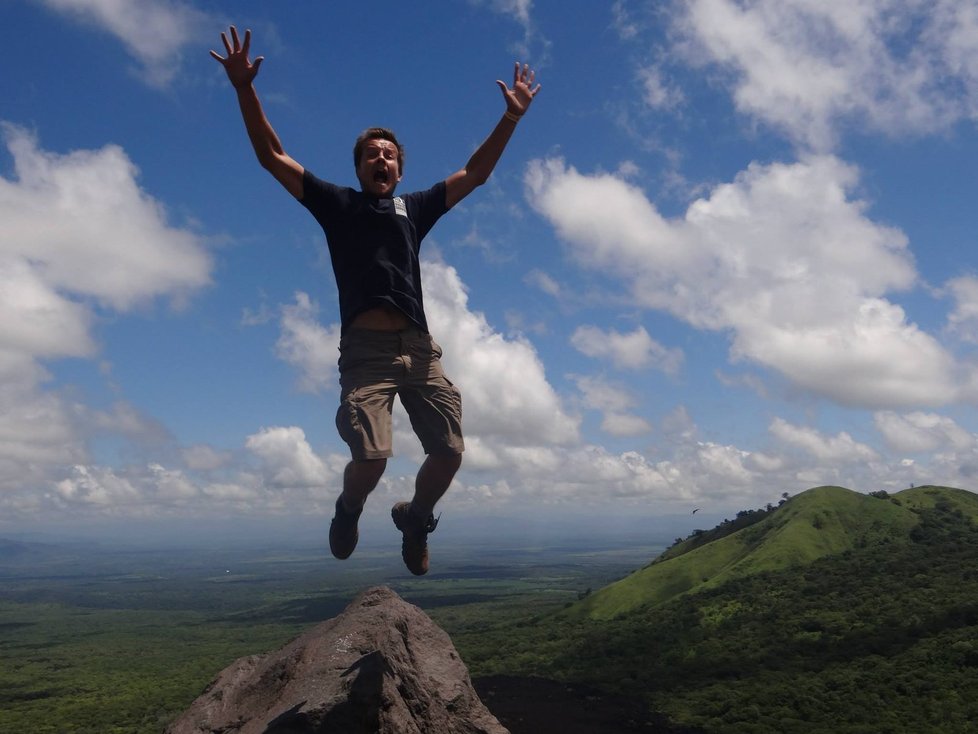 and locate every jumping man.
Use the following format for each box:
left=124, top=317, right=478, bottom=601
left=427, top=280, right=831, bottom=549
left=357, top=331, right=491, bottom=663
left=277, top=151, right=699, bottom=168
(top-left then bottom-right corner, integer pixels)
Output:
left=211, top=27, right=540, bottom=575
